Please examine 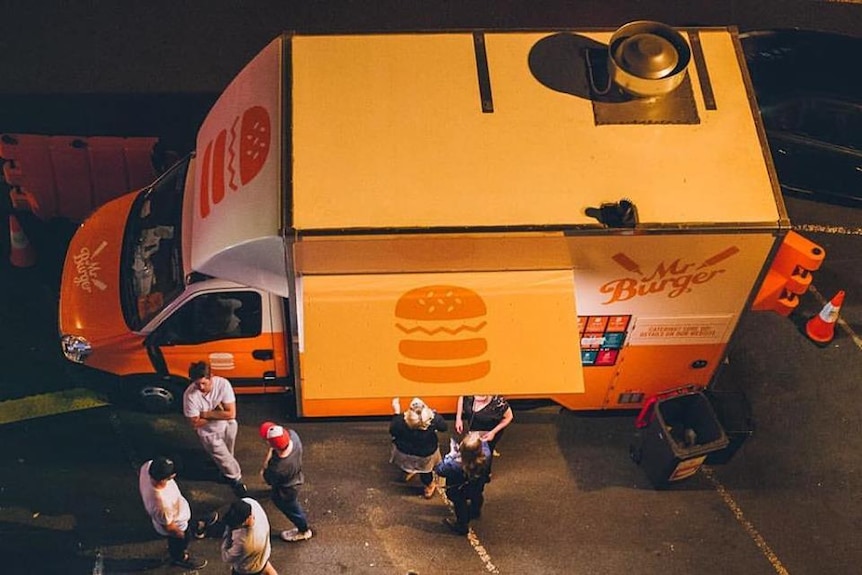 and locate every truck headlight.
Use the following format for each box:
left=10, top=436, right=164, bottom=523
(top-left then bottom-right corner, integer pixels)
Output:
left=61, top=335, right=92, bottom=363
